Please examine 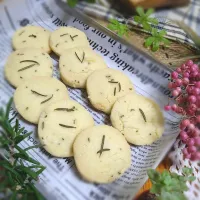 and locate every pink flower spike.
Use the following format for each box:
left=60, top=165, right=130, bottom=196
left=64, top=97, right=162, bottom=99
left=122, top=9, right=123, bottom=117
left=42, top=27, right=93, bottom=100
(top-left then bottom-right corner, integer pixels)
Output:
left=164, top=105, right=171, bottom=111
